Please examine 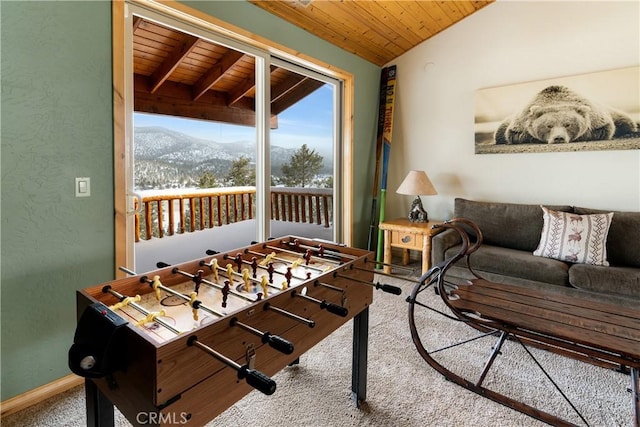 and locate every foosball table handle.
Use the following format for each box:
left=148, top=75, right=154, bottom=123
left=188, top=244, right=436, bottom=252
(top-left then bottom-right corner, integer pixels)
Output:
left=320, top=301, right=349, bottom=317
left=377, top=283, right=402, bottom=295
left=263, top=333, right=295, bottom=355
left=238, top=365, right=277, bottom=395
left=188, top=335, right=277, bottom=395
